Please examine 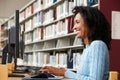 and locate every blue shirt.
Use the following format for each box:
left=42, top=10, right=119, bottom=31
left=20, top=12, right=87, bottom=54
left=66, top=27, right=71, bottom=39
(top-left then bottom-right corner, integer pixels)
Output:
left=64, top=40, right=109, bottom=80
